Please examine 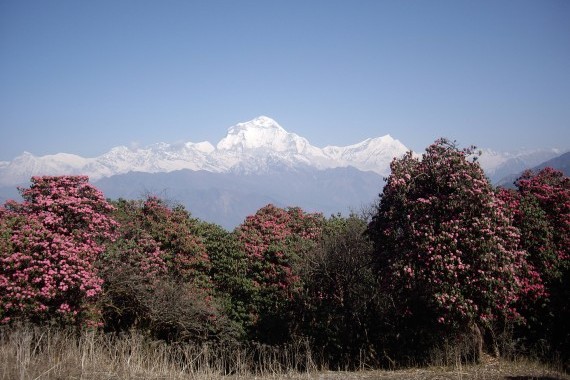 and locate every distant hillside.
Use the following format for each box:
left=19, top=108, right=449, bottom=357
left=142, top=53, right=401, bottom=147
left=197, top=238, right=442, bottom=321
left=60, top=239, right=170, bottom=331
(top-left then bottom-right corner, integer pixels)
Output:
left=478, top=148, right=562, bottom=184
left=94, top=165, right=384, bottom=229
left=532, top=151, right=570, bottom=175
left=497, top=151, right=570, bottom=188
